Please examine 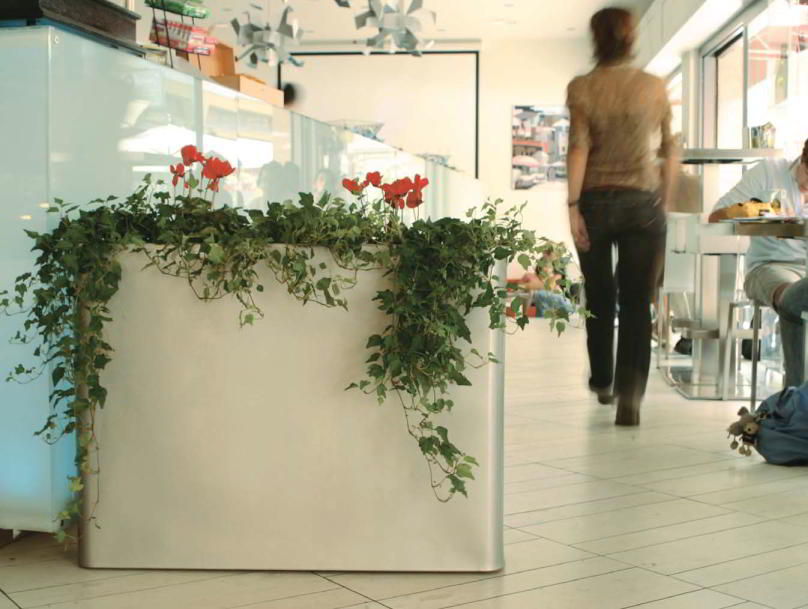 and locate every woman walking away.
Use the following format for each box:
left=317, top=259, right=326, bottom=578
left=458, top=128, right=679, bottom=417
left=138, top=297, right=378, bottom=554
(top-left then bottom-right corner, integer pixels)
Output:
left=566, top=6, right=679, bottom=426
